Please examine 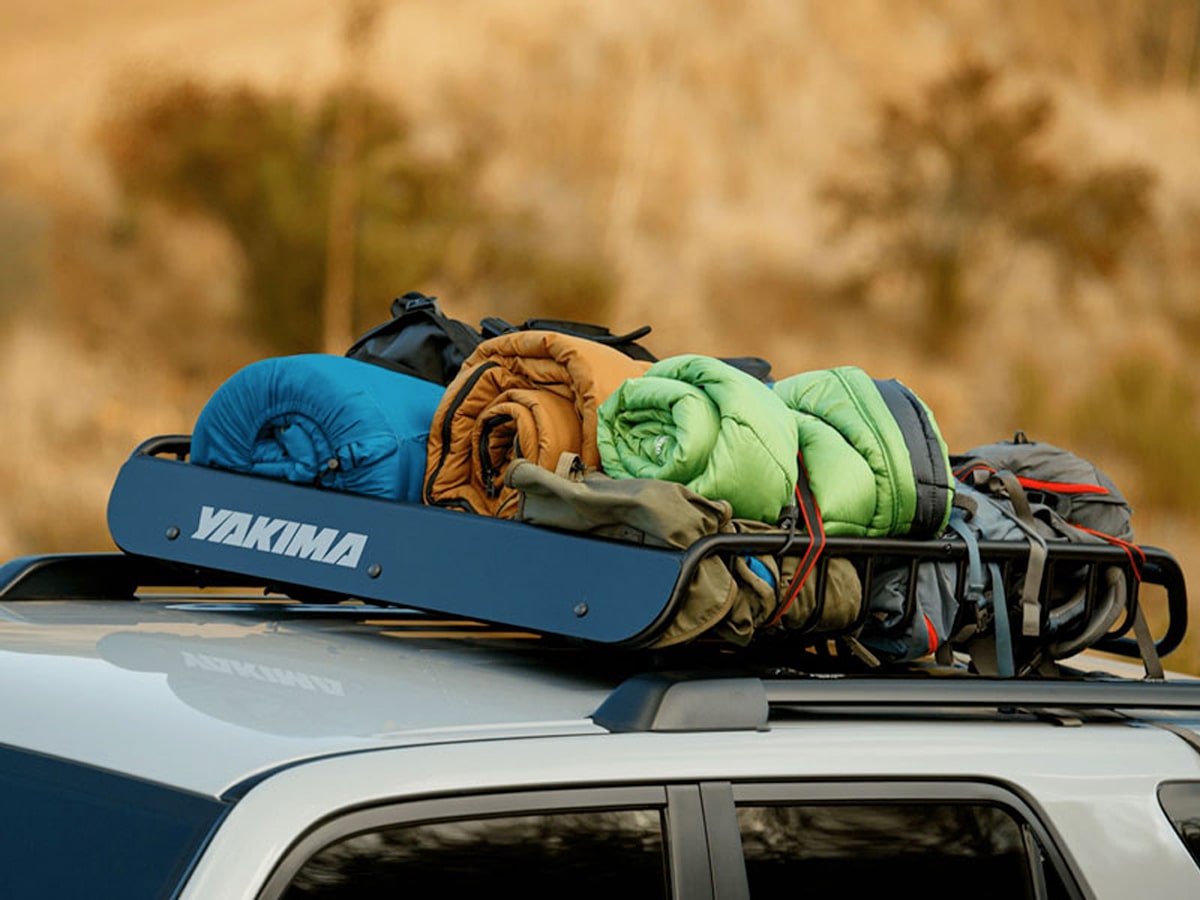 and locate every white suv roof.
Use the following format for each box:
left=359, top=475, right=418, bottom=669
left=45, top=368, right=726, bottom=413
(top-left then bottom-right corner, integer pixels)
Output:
left=0, top=592, right=625, bottom=796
